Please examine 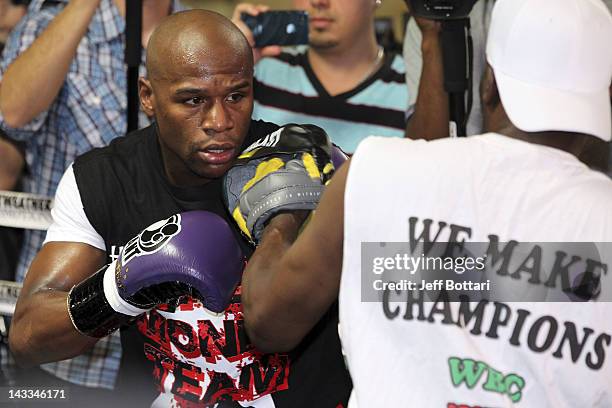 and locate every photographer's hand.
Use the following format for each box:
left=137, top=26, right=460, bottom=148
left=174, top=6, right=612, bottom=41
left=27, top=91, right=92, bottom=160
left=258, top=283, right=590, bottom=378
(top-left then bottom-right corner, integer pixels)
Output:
left=232, top=3, right=282, bottom=65
left=405, top=16, right=449, bottom=140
